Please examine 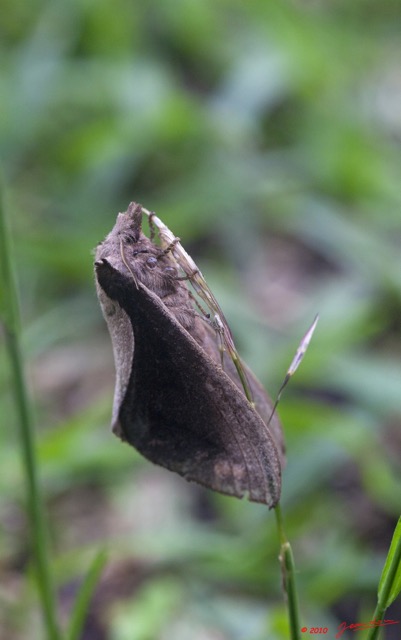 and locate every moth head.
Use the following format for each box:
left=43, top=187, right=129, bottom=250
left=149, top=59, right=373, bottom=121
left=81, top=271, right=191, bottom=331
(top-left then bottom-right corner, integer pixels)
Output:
left=96, top=202, right=146, bottom=263
left=95, top=202, right=180, bottom=297
left=116, top=201, right=143, bottom=245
